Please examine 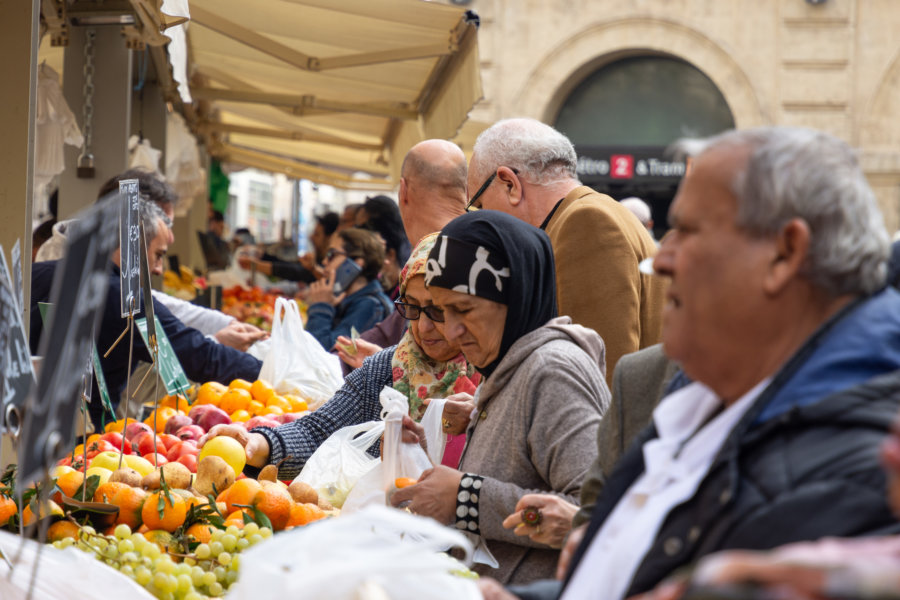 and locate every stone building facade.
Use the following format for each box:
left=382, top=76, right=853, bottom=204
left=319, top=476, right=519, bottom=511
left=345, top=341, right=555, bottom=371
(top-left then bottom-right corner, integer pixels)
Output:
left=458, top=0, right=900, bottom=233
